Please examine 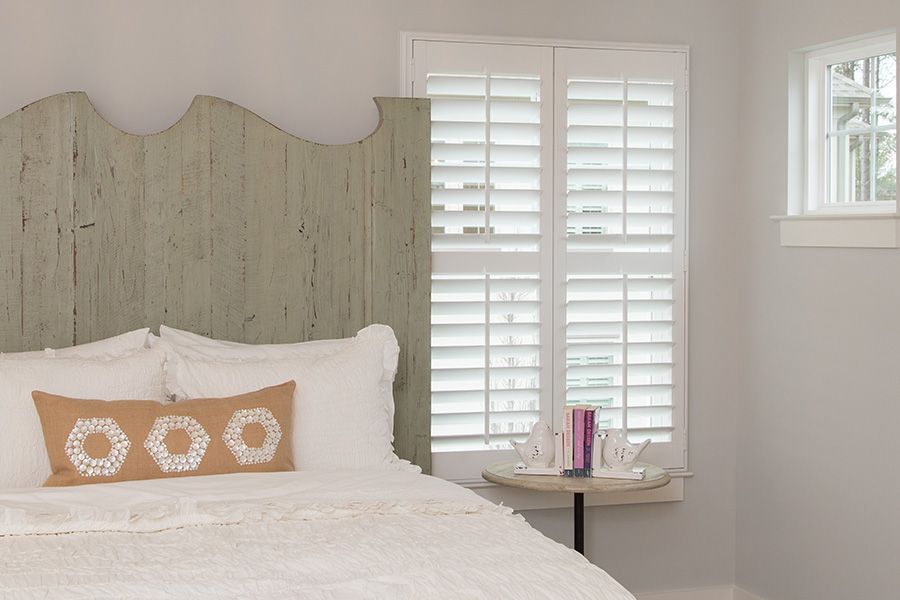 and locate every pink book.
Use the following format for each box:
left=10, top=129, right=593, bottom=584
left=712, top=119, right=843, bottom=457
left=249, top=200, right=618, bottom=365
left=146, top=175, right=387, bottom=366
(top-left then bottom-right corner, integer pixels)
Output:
left=573, top=407, right=585, bottom=476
